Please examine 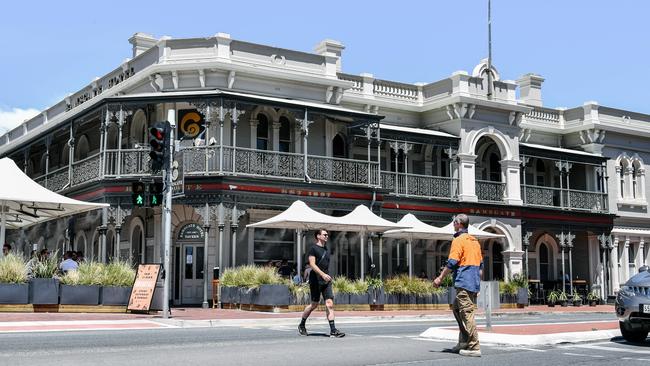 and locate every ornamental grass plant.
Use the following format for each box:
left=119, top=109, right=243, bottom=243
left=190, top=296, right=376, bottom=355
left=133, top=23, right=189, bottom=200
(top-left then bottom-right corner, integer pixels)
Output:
left=59, top=262, right=104, bottom=286
left=102, top=260, right=136, bottom=287
left=32, top=250, right=59, bottom=279
left=220, top=265, right=284, bottom=289
left=332, top=276, right=355, bottom=294
left=0, top=253, right=28, bottom=284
